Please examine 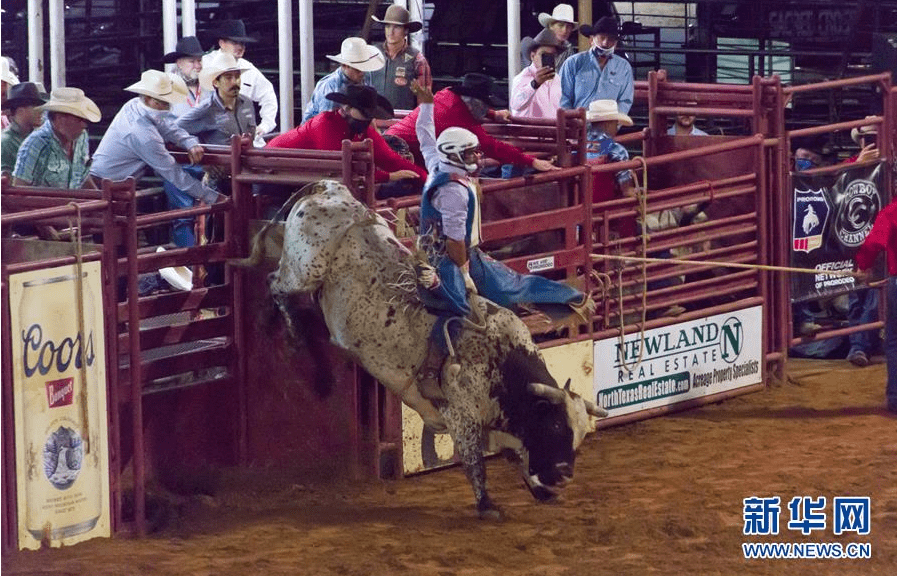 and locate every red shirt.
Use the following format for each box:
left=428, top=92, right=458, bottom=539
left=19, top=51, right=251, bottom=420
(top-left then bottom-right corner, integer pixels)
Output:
left=266, top=110, right=427, bottom=184
left=385, top=88, right=536, bottom=168
left=855, top=200, right=897, bottom=276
